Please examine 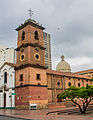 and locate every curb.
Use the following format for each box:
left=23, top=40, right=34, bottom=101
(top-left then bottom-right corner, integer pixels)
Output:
left=0, top=114, right=33, bottom=120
